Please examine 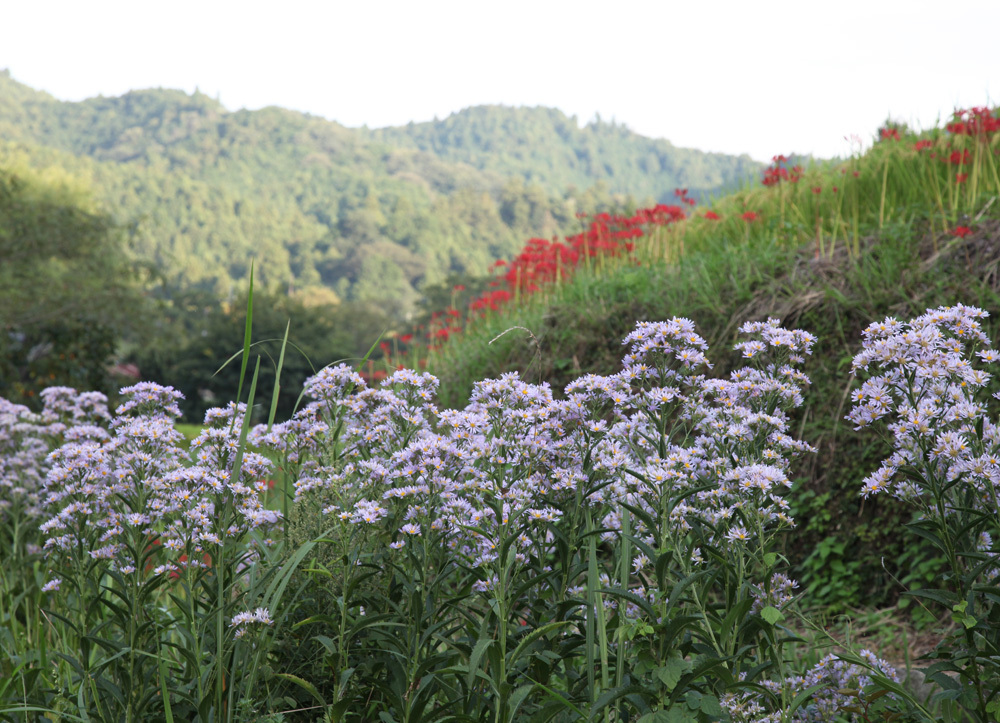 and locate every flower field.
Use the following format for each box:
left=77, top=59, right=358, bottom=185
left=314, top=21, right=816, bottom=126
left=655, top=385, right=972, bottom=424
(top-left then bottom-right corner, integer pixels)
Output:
left=3, top=298, right=1000, bottom=721
left=4, top=108, right=1000, bottom=722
